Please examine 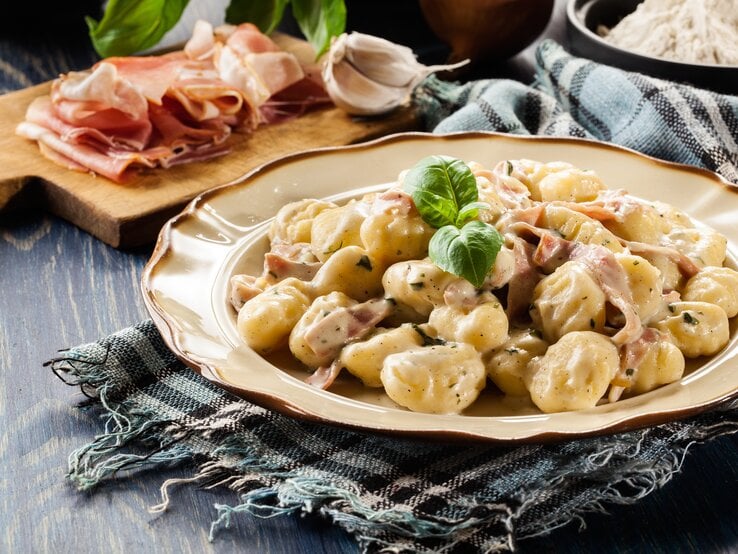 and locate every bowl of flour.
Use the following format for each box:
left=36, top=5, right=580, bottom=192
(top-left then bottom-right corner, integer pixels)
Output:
left=566, top=0, right=738, bottom=94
